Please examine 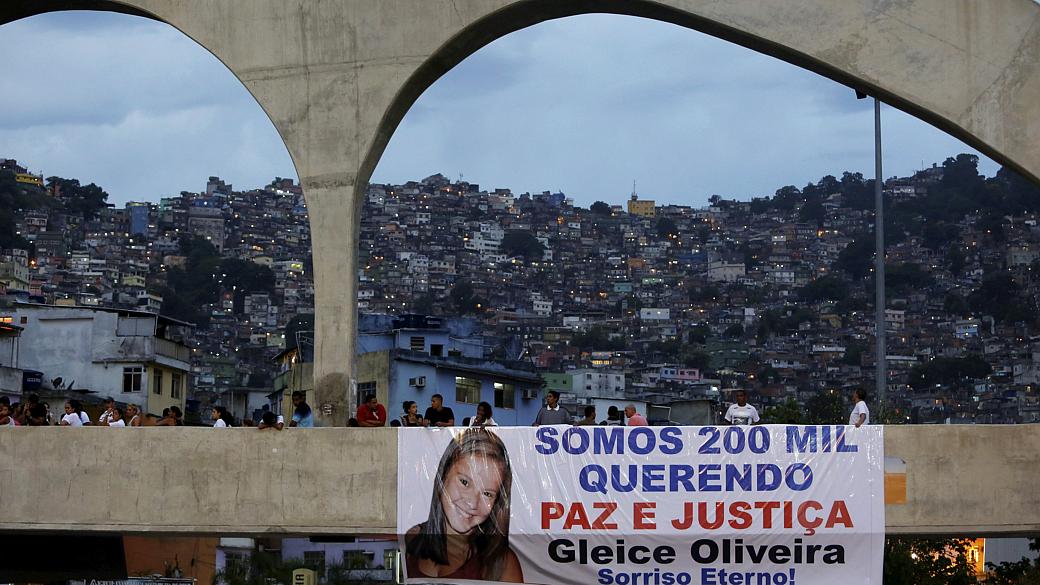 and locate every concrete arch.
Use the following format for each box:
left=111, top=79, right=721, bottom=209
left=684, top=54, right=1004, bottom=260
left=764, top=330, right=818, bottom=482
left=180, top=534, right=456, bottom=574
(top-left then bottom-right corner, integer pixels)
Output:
left=362, top=0, right=1040, bottom=191
left=3, top=1, right=1039, bottom=425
